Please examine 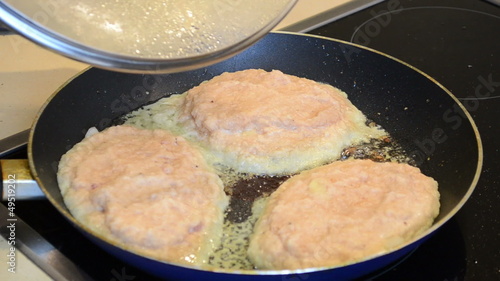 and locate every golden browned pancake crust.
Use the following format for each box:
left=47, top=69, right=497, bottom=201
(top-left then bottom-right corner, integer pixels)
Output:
left=178, top=69, right=384, bottom=174
left=57, top=125, right=228, bottom=266
left=248, top=159, right=440, bottom=269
